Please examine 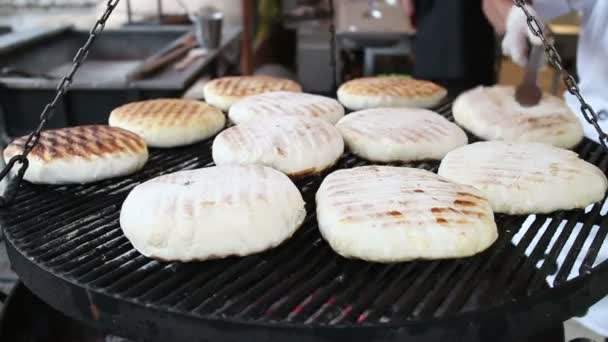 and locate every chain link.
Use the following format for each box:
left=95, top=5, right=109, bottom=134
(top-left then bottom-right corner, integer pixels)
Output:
left=512, top=0, right=608, bottom=149
left=0, top=0, right=120, bottom=207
